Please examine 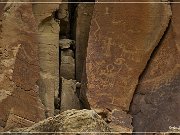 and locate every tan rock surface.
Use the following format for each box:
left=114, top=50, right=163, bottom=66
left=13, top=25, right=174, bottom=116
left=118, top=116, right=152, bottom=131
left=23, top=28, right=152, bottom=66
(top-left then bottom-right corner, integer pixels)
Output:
left=11, top=109, right=112, bottom=135
left=33, top=0, right=61, bottom=117
left=60, top=78, right=81, bottom=112
left=0, top=1, right=45, bottom=131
